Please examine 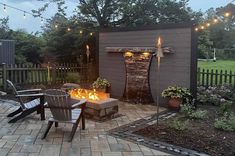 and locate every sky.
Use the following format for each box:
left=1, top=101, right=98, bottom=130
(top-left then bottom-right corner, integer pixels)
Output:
left=0, top=0, right=233, bottom=33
